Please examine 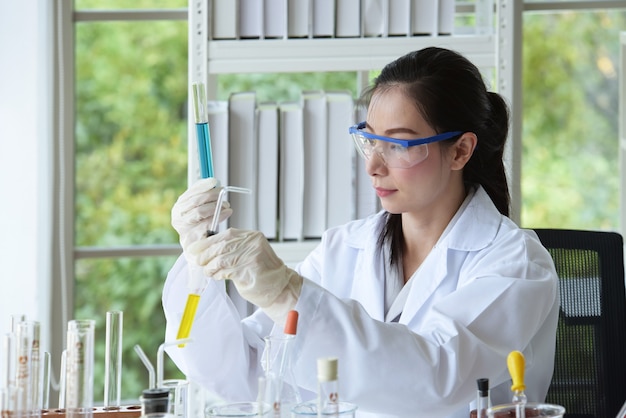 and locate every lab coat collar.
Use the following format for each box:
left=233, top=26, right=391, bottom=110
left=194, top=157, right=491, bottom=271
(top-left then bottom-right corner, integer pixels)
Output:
left=342, top=185, right=501, bottom=253
left=343, top=186, right=503, bottom=323
left=399, top=186, right=503, bottom=323
left=441, top=185, right=502, bottom=252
